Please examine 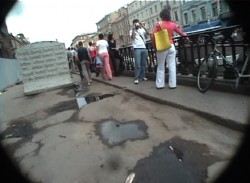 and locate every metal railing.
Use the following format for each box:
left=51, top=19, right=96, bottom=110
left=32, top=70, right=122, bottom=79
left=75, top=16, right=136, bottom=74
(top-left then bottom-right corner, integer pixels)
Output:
left=118, top=25, right=249, bottom=80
